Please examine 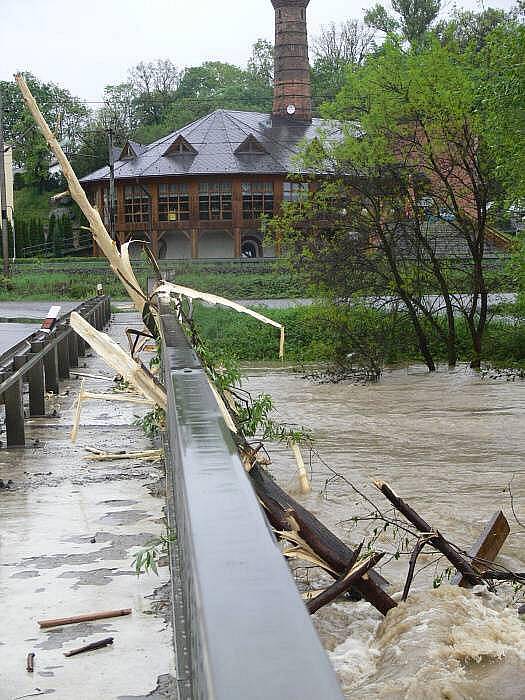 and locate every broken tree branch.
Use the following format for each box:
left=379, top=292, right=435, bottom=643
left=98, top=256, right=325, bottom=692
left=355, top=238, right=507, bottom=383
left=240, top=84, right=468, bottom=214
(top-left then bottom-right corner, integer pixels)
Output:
left=374, top=480, right=483, bottom=586
left=64, top=637, right=114, bottom=657
left=15, top=74, right=147, bottom=314
left=308, top=548, right=384, bottom=615
left=153, top=282, right=285, bottom=358
left=402, top=534, right=435, bottom=602
left=38, top=608, right=131, bottom=629
left=252, top=465, right=396, bottom=615
left=290, top=440, right=311, bottom=495
left=69, top=313, right=166, bottom=409
left=84, top=449, right=162, bottom=462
